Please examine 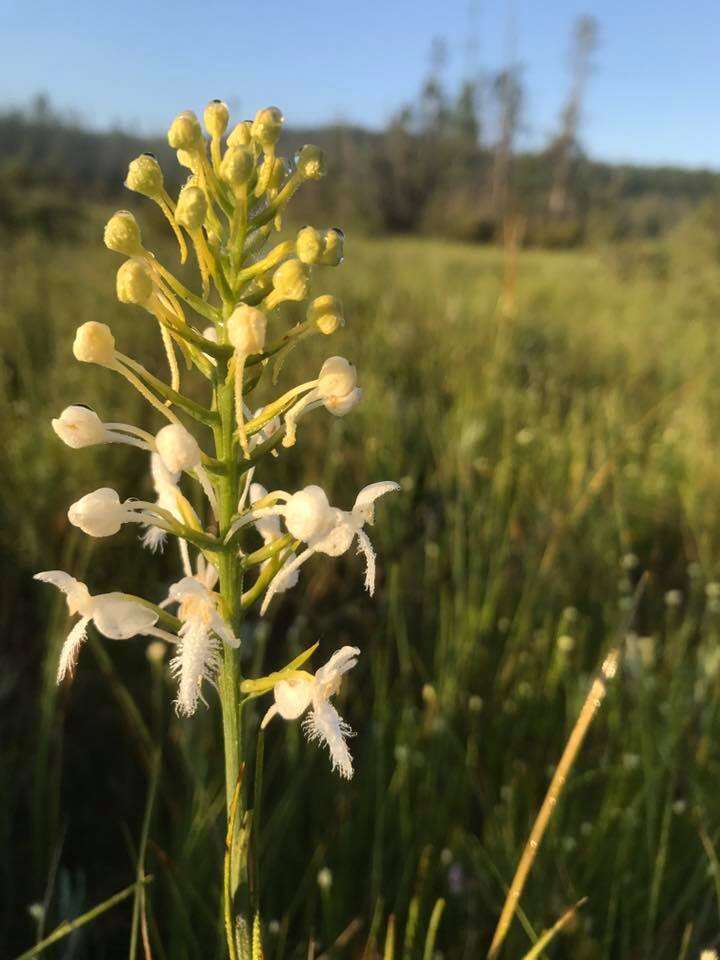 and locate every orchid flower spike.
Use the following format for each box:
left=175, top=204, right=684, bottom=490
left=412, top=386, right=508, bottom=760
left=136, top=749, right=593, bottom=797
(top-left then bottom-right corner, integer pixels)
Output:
left=166, top=577, right=239, bottom=717
left=52, top=405, right=154, bottom=451
left=229, top=481, right=399, bottom=614
left=282, top=356, right=361, bottom=447
left=34, top=571, right=174, bottom=683
left=261, top=646, right=360, bottom=779
left=68, top=486, right=174, bottom=538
